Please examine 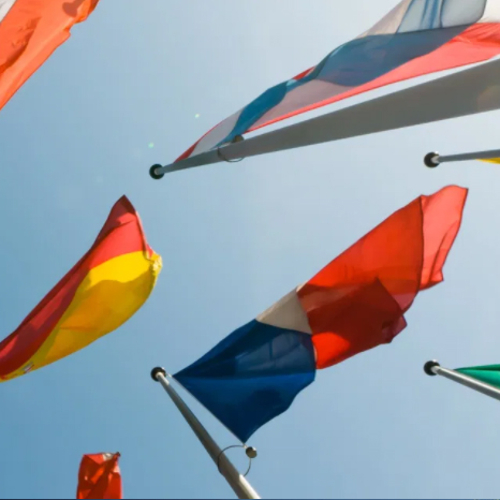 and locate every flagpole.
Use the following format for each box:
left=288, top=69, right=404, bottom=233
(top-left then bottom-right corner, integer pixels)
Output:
left=424, top=360, right=500, bottom=402
left=149, top=57, right=500, bottom=179
left=151, top=367, right=261, bottom=500
left=424, top=148, right=500, bottom=168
